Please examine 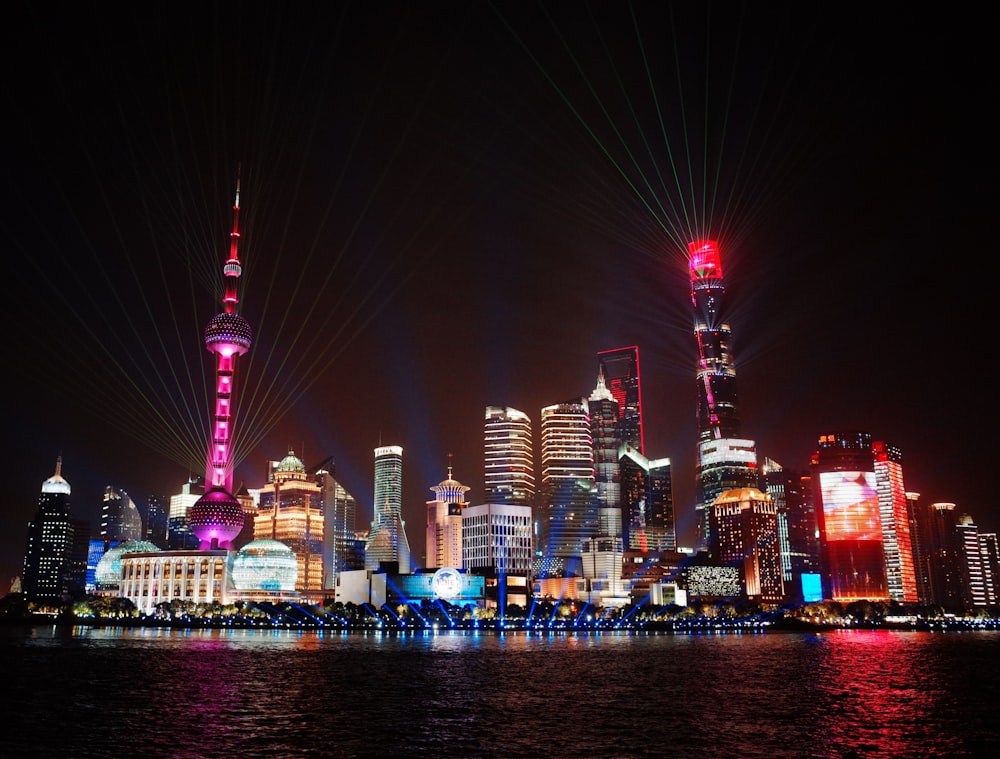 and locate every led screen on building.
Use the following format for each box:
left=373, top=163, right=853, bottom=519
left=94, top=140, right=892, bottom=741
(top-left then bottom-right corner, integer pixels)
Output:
left=819, top=471, right=881, bottom=541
